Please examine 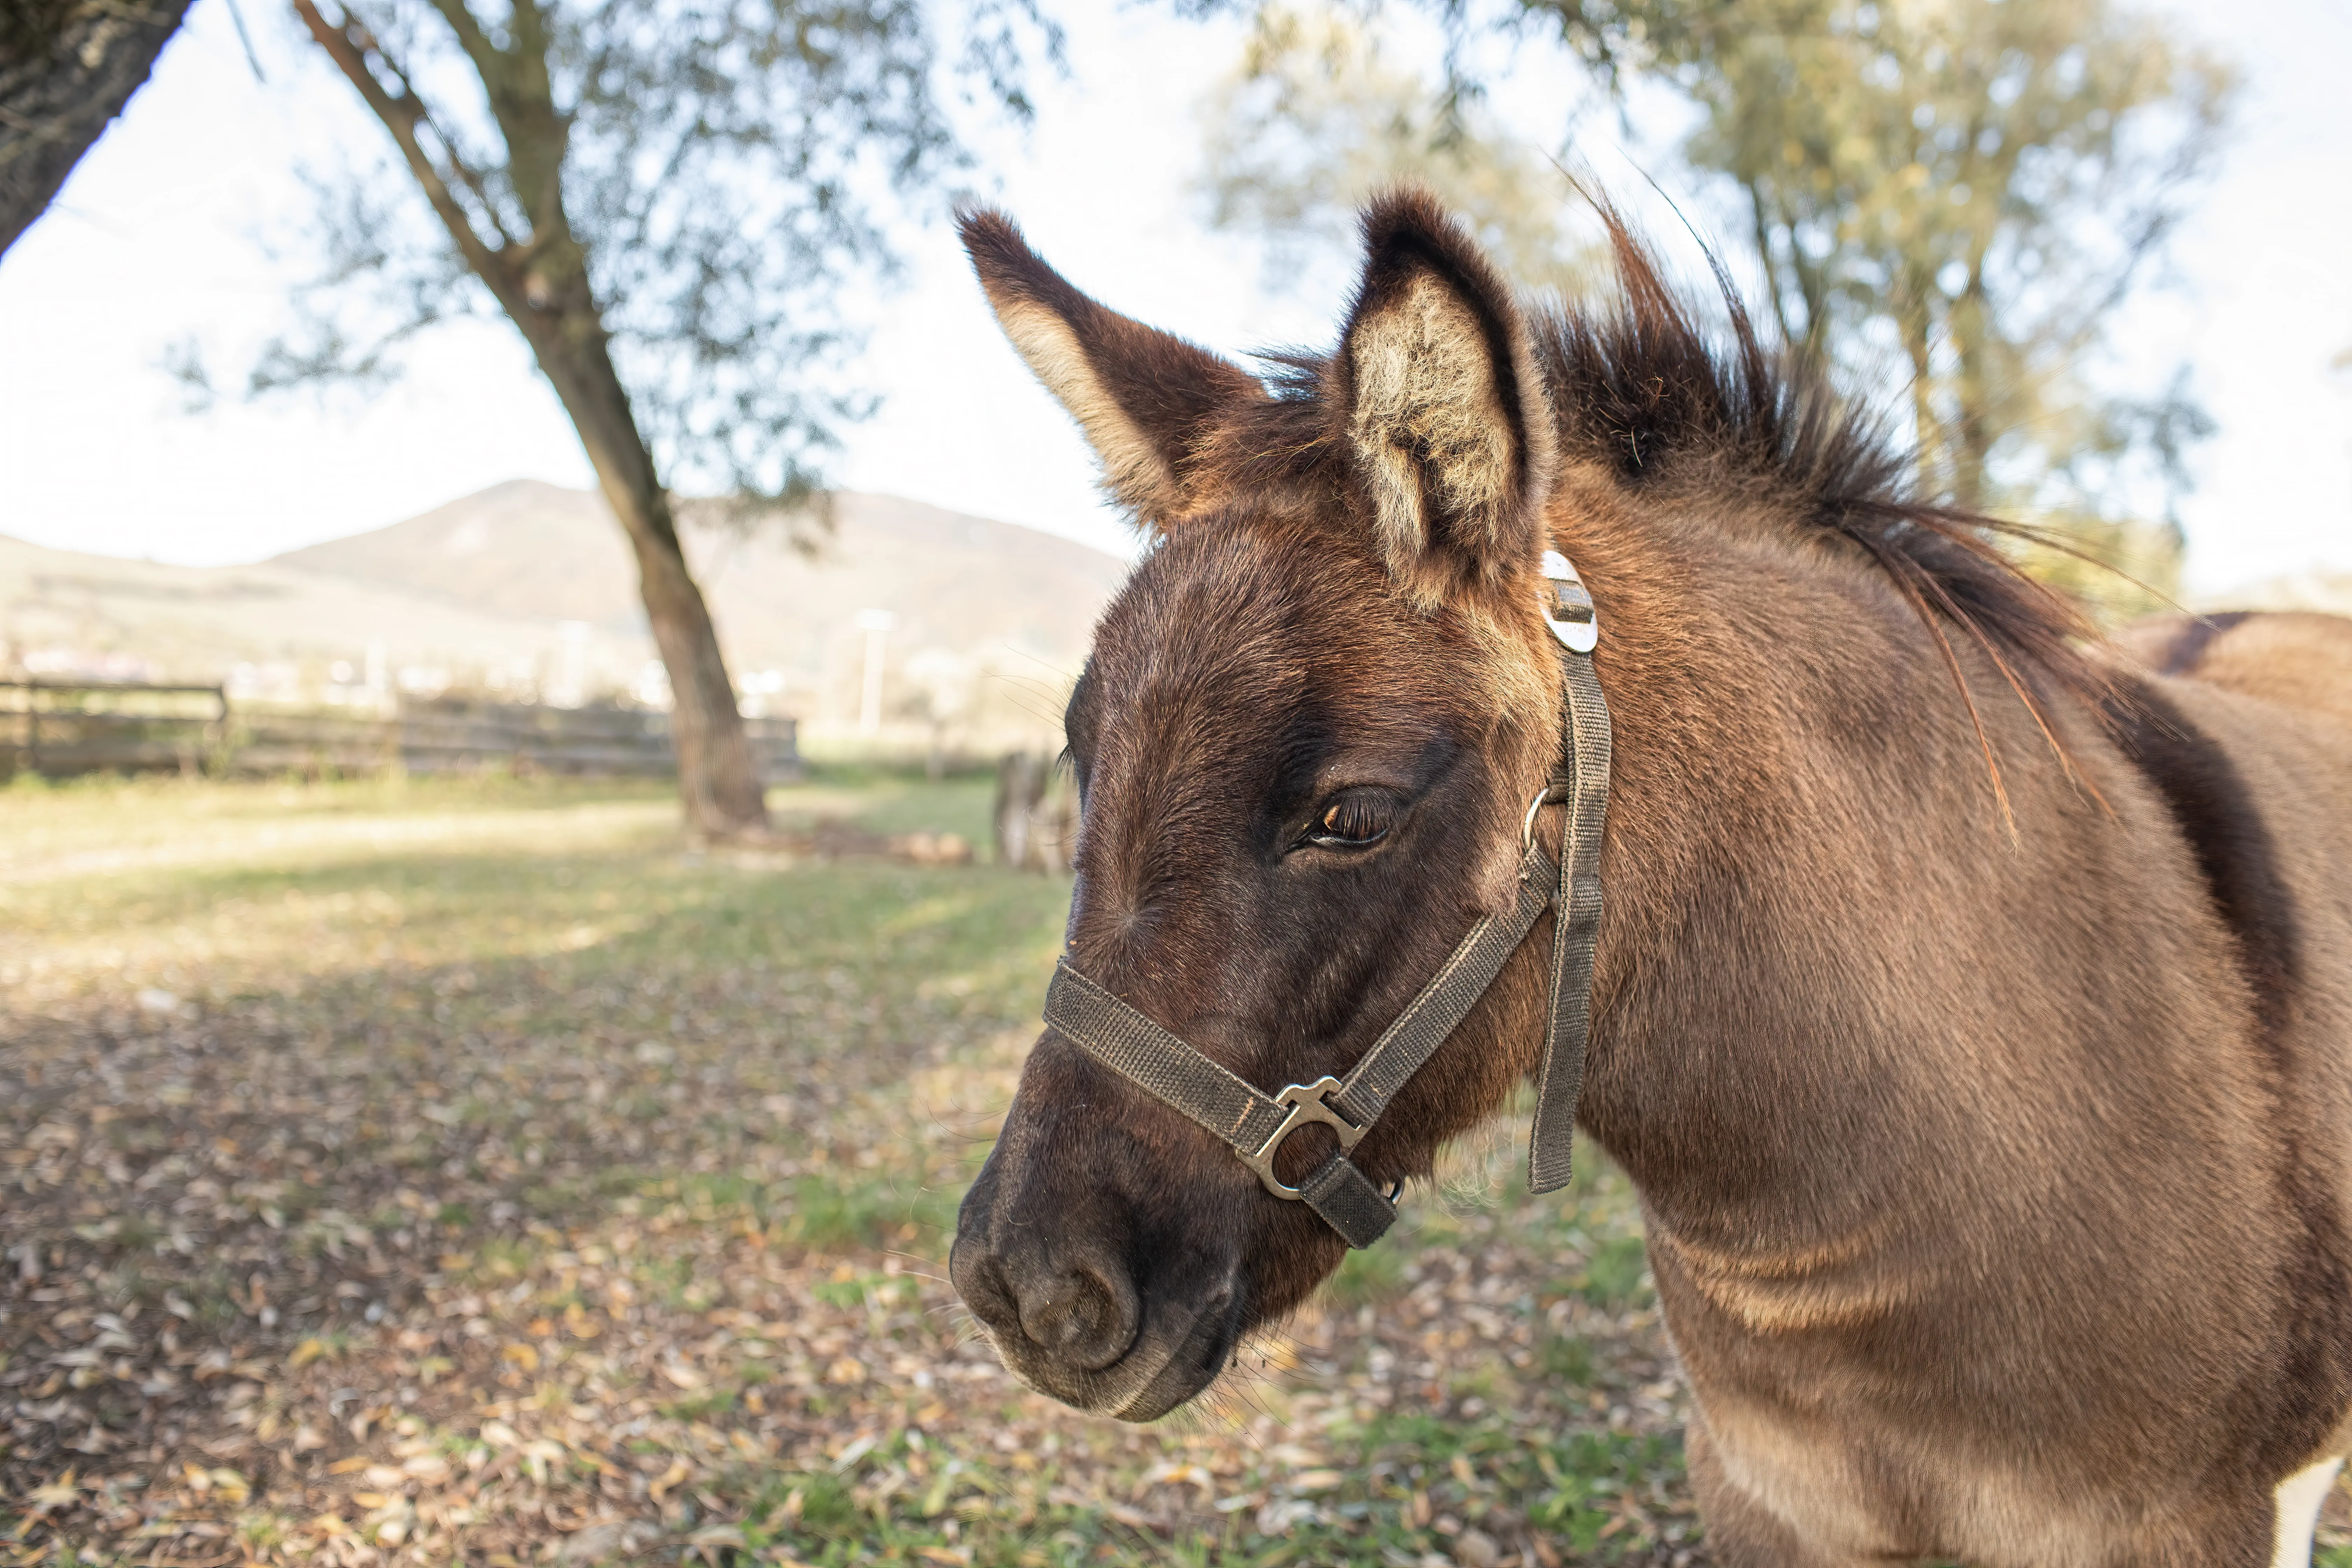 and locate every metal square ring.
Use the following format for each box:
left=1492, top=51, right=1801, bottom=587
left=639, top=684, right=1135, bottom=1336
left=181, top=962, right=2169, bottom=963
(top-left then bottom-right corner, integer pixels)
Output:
left=1239, top=1077, right=1366, bottom=1199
